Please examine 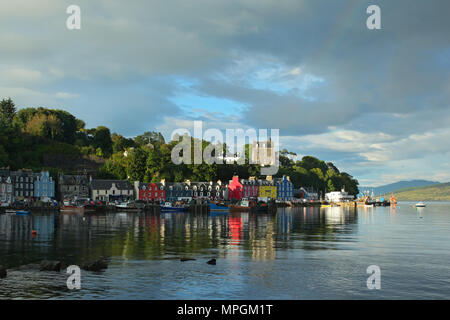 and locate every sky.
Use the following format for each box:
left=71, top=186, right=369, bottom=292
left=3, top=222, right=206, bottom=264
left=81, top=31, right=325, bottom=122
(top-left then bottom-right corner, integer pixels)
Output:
left=0, top=0, right=449, bottom=186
